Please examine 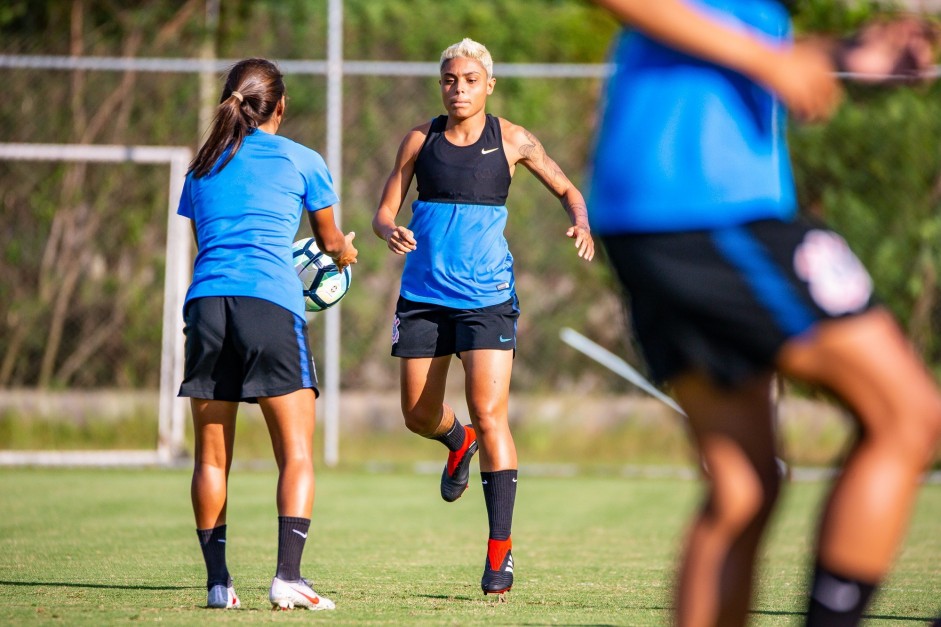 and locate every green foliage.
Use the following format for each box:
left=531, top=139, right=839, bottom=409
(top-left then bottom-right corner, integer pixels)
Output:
left=791, top=81, right=941, bottom=365
left=791, top=0, right=884, bottom=33
left=218, top=0, right=328, bottom=59
left=0, top=1, right=30, bottom=30
left=344, top=0, right=617, bottom=63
